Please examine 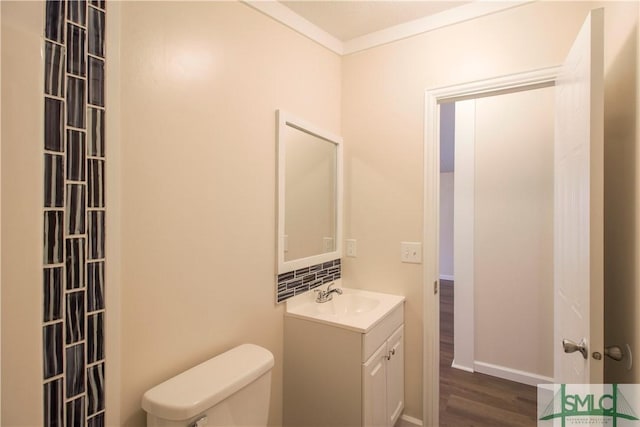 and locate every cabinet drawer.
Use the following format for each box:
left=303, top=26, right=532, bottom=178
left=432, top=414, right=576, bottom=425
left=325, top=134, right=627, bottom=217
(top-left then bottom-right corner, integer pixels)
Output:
left=361, top=304, right=404, bottom=362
